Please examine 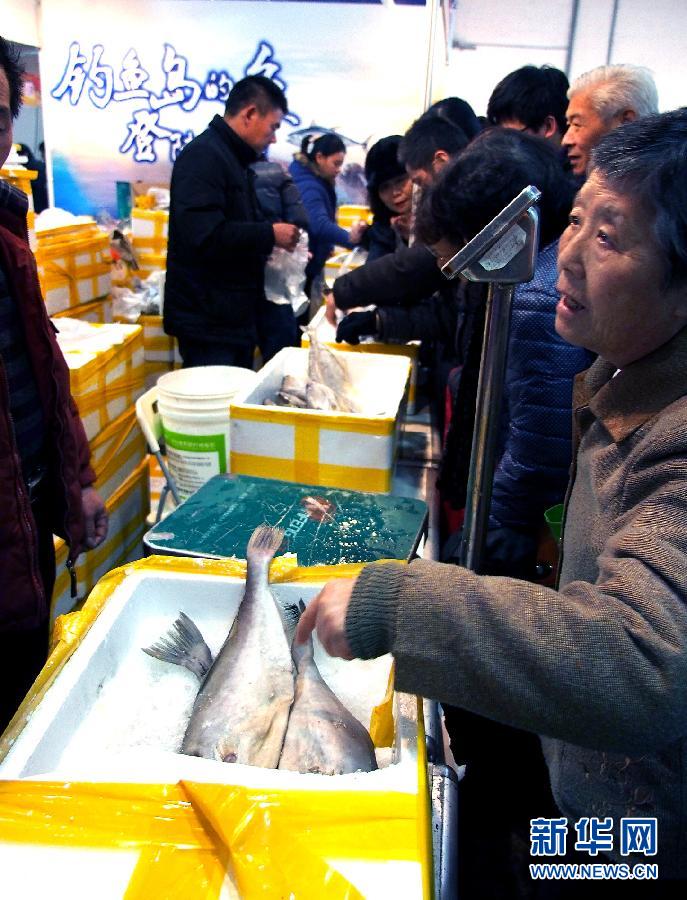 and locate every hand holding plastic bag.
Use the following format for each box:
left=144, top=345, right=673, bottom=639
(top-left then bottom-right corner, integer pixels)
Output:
left=264, top=231, right=309, bottom=317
